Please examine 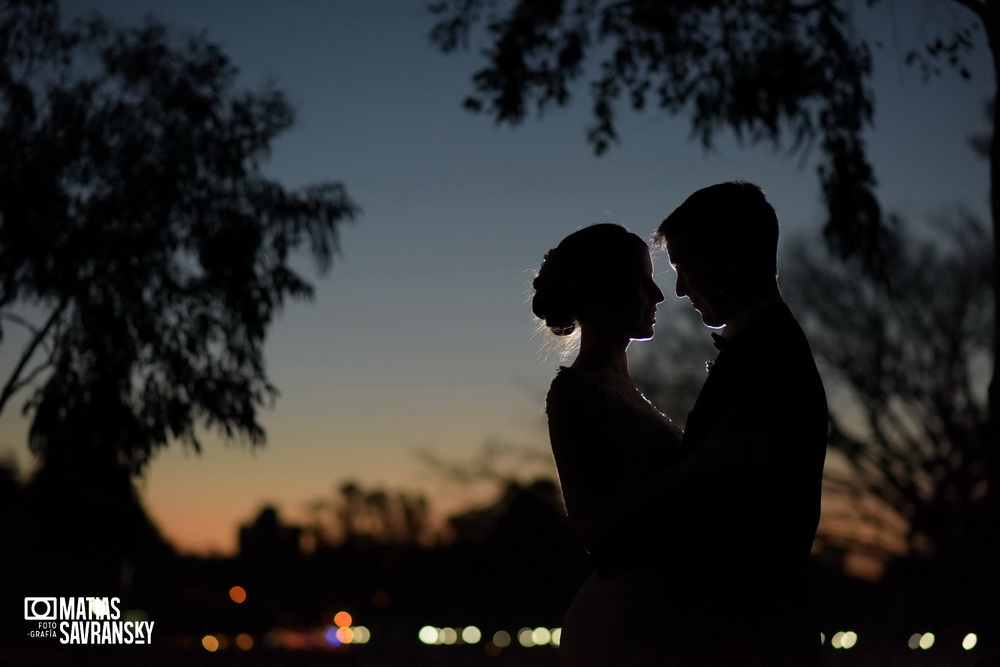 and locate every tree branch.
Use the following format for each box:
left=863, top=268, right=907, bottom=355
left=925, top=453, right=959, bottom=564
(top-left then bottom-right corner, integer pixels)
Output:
left=948, top=0, right=987, bottom=22
left=788, top=0, right=837, bottom=12
left=0, top=300, right=68, bottom=416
